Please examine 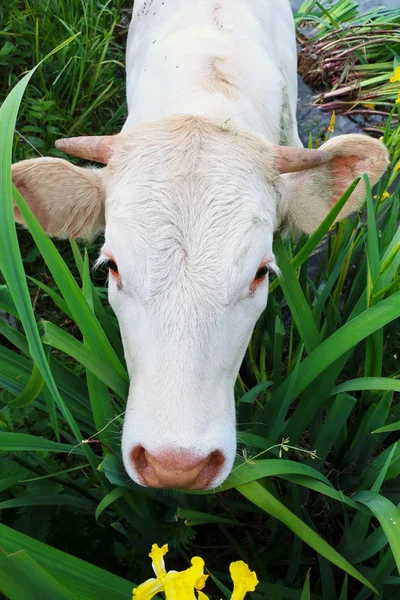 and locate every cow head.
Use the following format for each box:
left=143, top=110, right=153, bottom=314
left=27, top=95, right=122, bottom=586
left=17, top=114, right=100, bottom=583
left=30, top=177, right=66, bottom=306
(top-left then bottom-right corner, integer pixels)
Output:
left=12, top=116, right=388, bottom=489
